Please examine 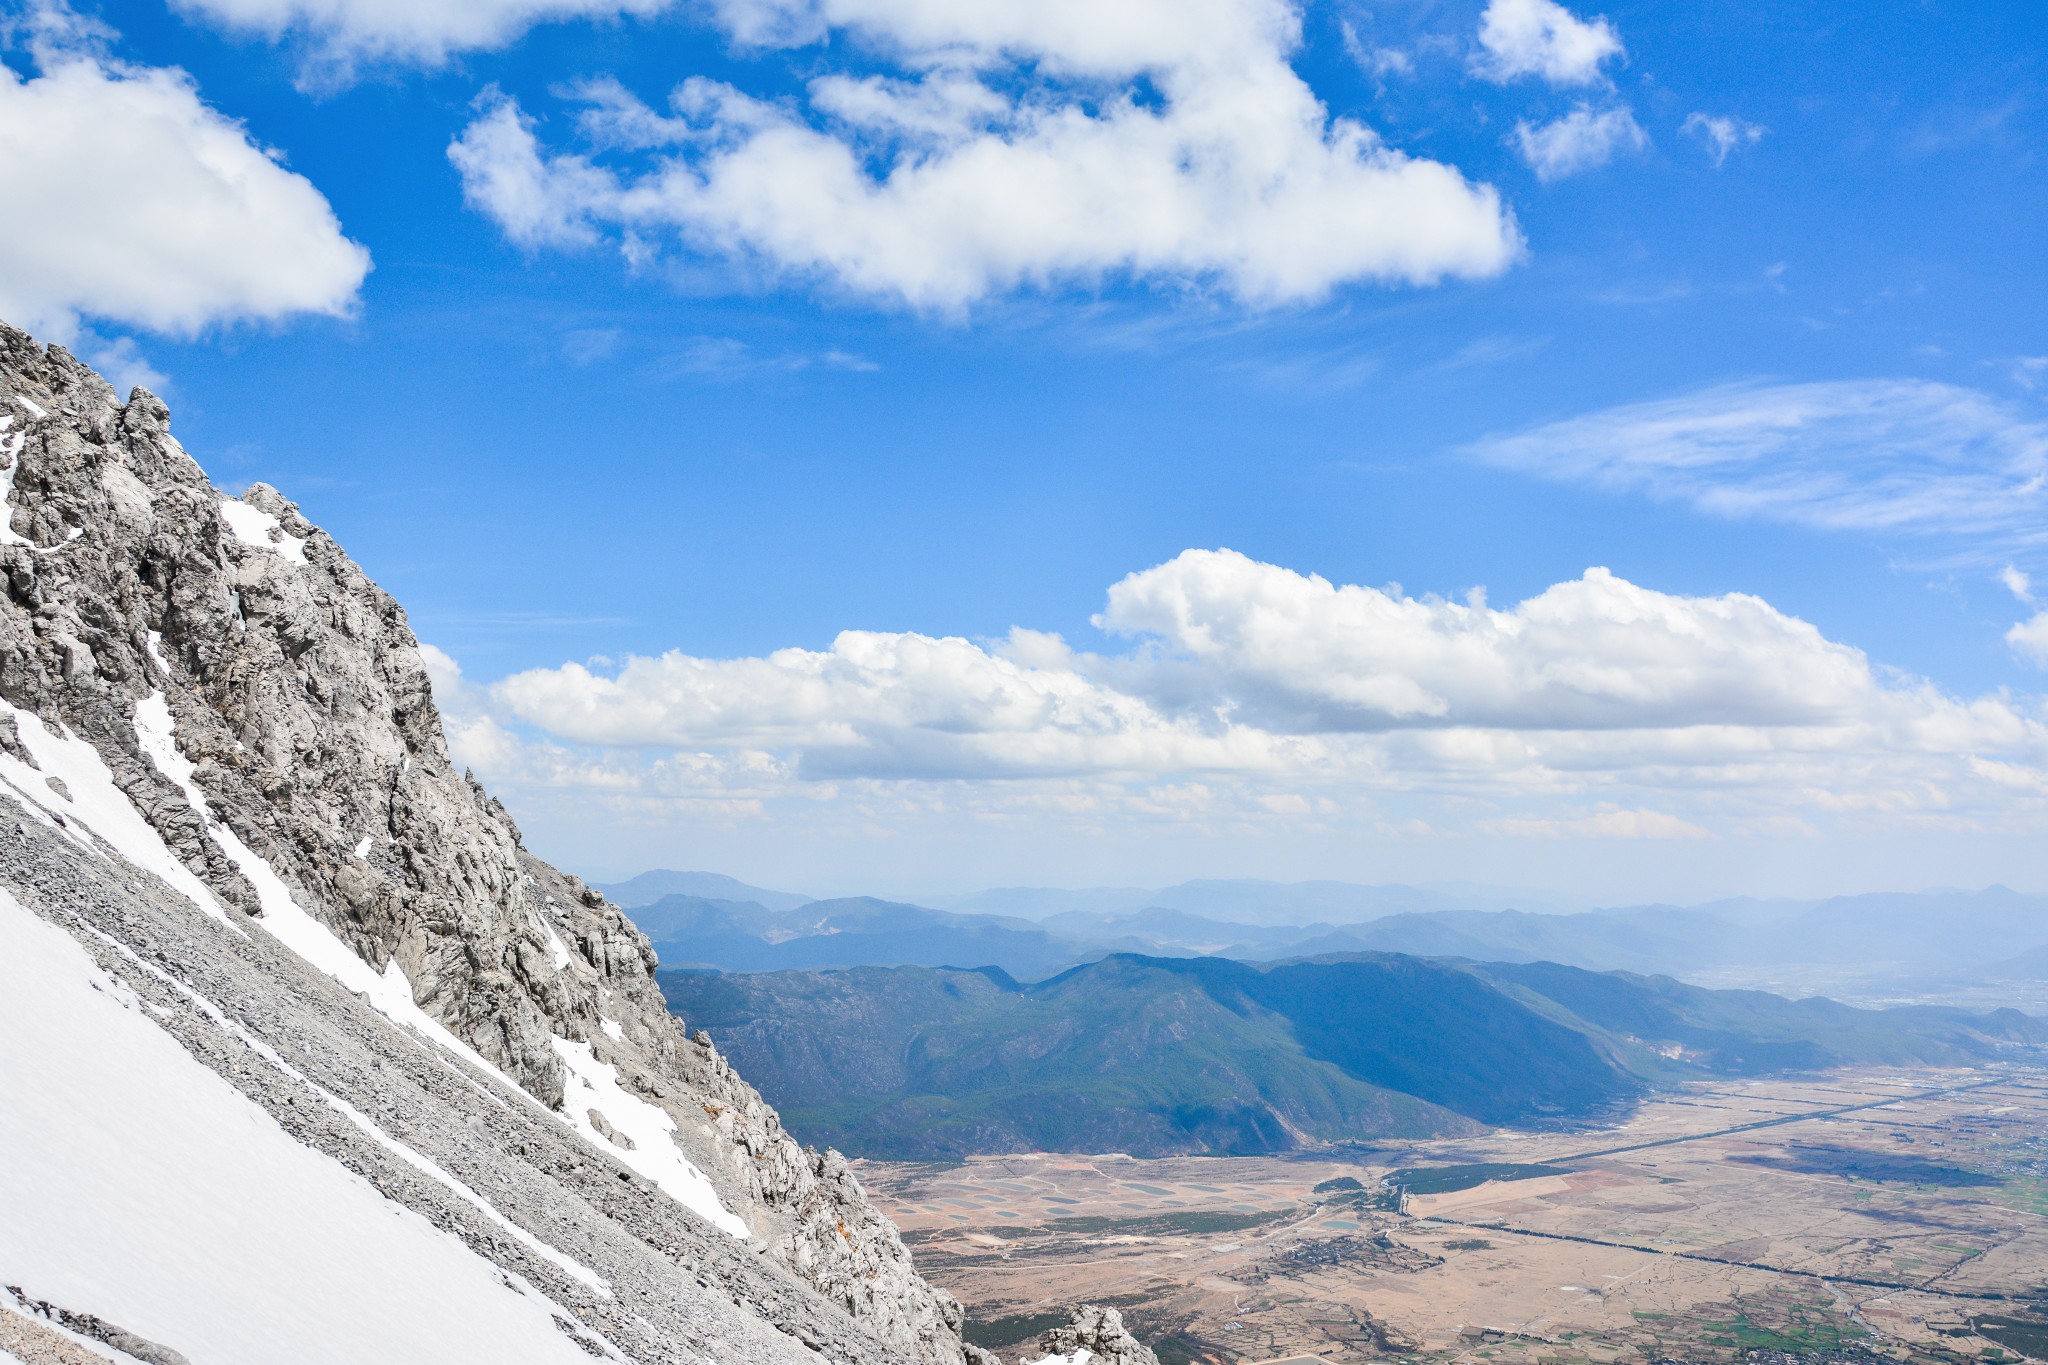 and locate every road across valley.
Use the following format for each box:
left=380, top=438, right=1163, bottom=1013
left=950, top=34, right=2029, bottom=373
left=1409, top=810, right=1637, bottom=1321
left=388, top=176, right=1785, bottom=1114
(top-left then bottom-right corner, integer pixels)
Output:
left=1551, top=1074, right=2024, bottom=1163
left=1416, top=1211, right=2026, bottom=1304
